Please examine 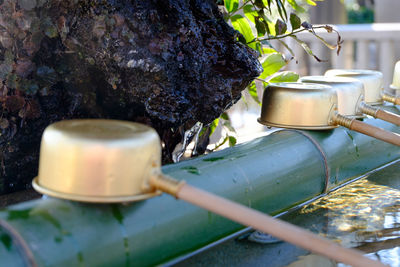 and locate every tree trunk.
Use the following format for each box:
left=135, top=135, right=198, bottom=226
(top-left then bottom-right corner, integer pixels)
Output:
left=0, top=0, right=262, bottom=194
